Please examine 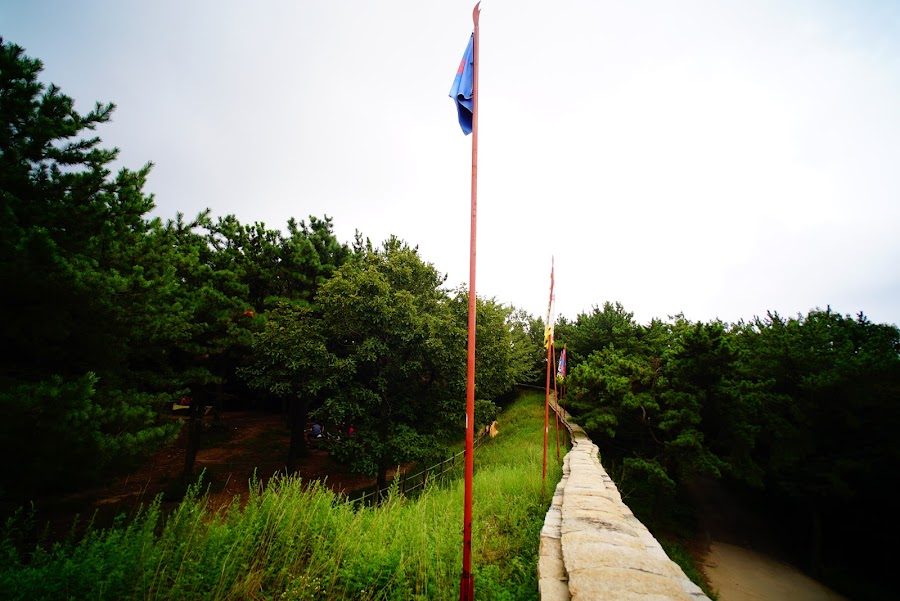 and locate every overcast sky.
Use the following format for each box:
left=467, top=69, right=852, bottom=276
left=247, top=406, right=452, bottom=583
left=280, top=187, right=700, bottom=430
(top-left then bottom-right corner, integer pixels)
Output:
left=5, top=0, right=900, bottom=327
